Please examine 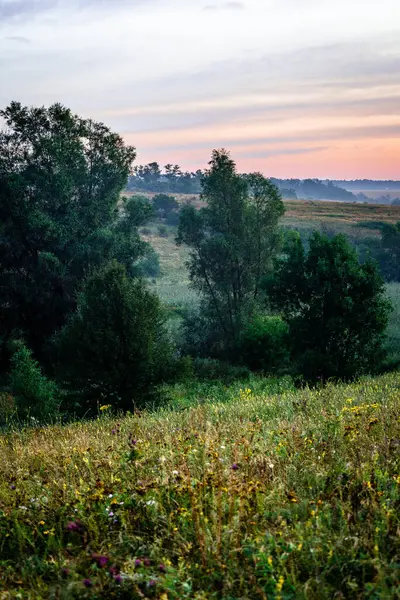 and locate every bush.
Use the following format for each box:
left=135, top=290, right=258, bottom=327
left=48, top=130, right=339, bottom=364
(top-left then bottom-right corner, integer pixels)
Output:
left=140, top=227, right=152, bottom=236
left=266, top=231, right=392, bottom=381
left=165, top=209, right=181, bottom=226
left=9, top=341, right=60, bottom=420
left=192, top=357, right=250, bottom=383
left=157, top=225, right=168, bottom=237
left=152, top=193, right=179, bottom=215
left=239, top=315, right=290, bottom=373
left=136, top=248, right=161, bottom=278
left=56, top=262, right=174, bottom=413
